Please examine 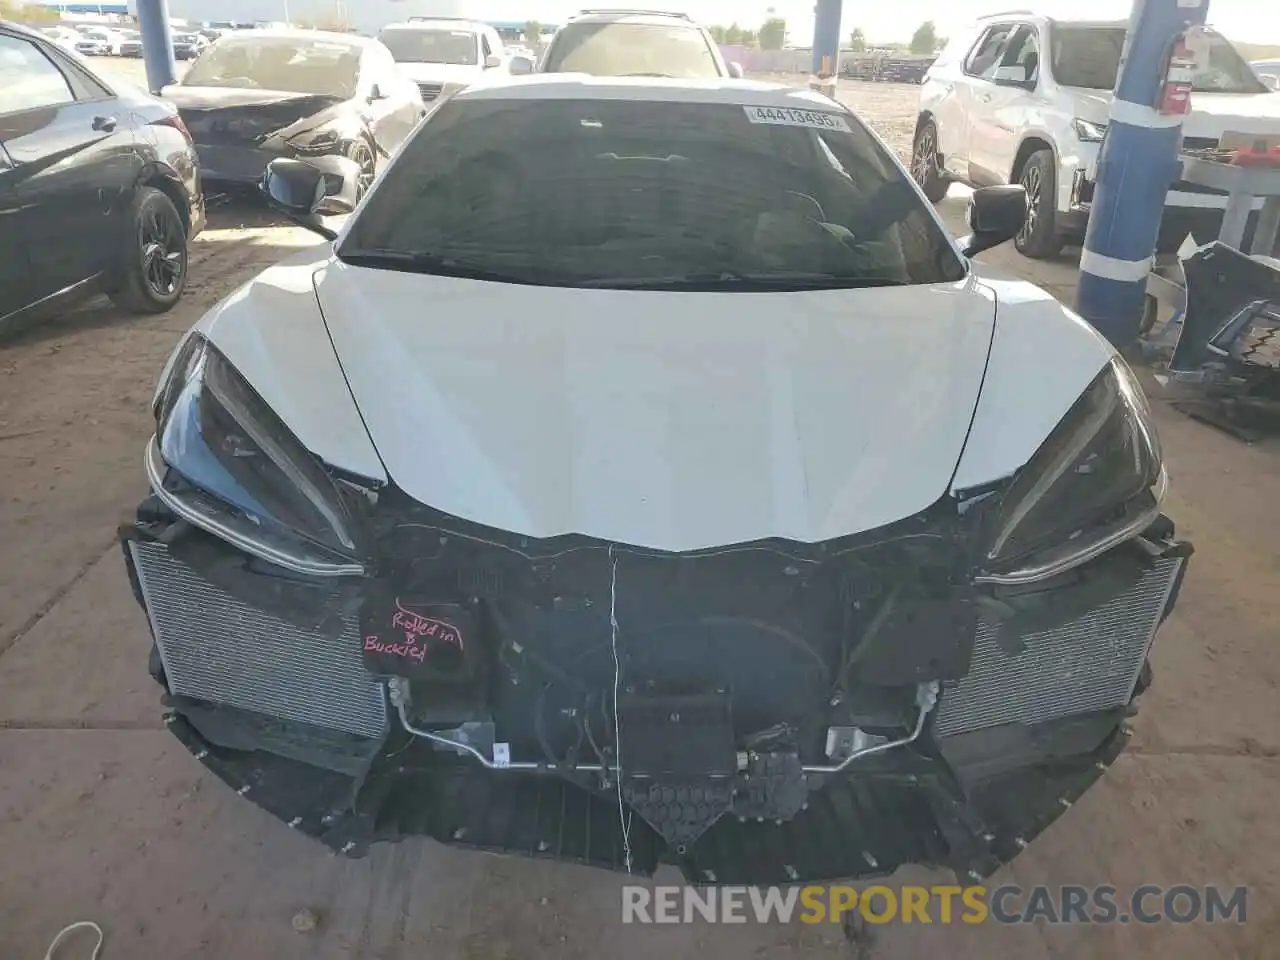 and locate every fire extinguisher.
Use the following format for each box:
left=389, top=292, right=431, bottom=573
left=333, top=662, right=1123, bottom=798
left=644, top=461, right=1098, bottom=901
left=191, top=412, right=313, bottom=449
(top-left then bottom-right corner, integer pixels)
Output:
left=1157, top=27, right=1204, bottom=116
